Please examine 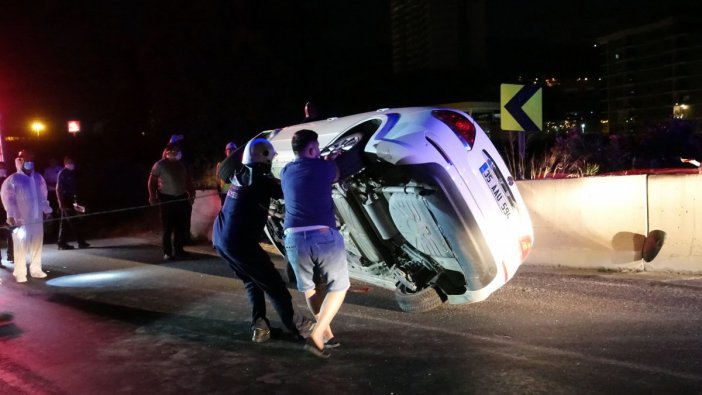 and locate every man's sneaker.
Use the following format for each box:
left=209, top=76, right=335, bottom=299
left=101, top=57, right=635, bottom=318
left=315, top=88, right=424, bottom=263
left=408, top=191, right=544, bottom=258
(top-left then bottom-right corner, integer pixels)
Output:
left=163, top=254, right=173, bottom=261
left=58, top=244, right=75, bottom=250
left=252, top=318, right=271, bottom=343
left=78, top=242, right=90, bottom=249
